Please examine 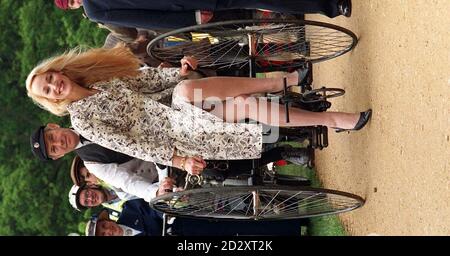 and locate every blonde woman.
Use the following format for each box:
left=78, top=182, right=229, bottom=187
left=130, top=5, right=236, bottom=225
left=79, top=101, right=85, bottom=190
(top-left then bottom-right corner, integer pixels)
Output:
left=26, top=45, right=371, bottom=175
